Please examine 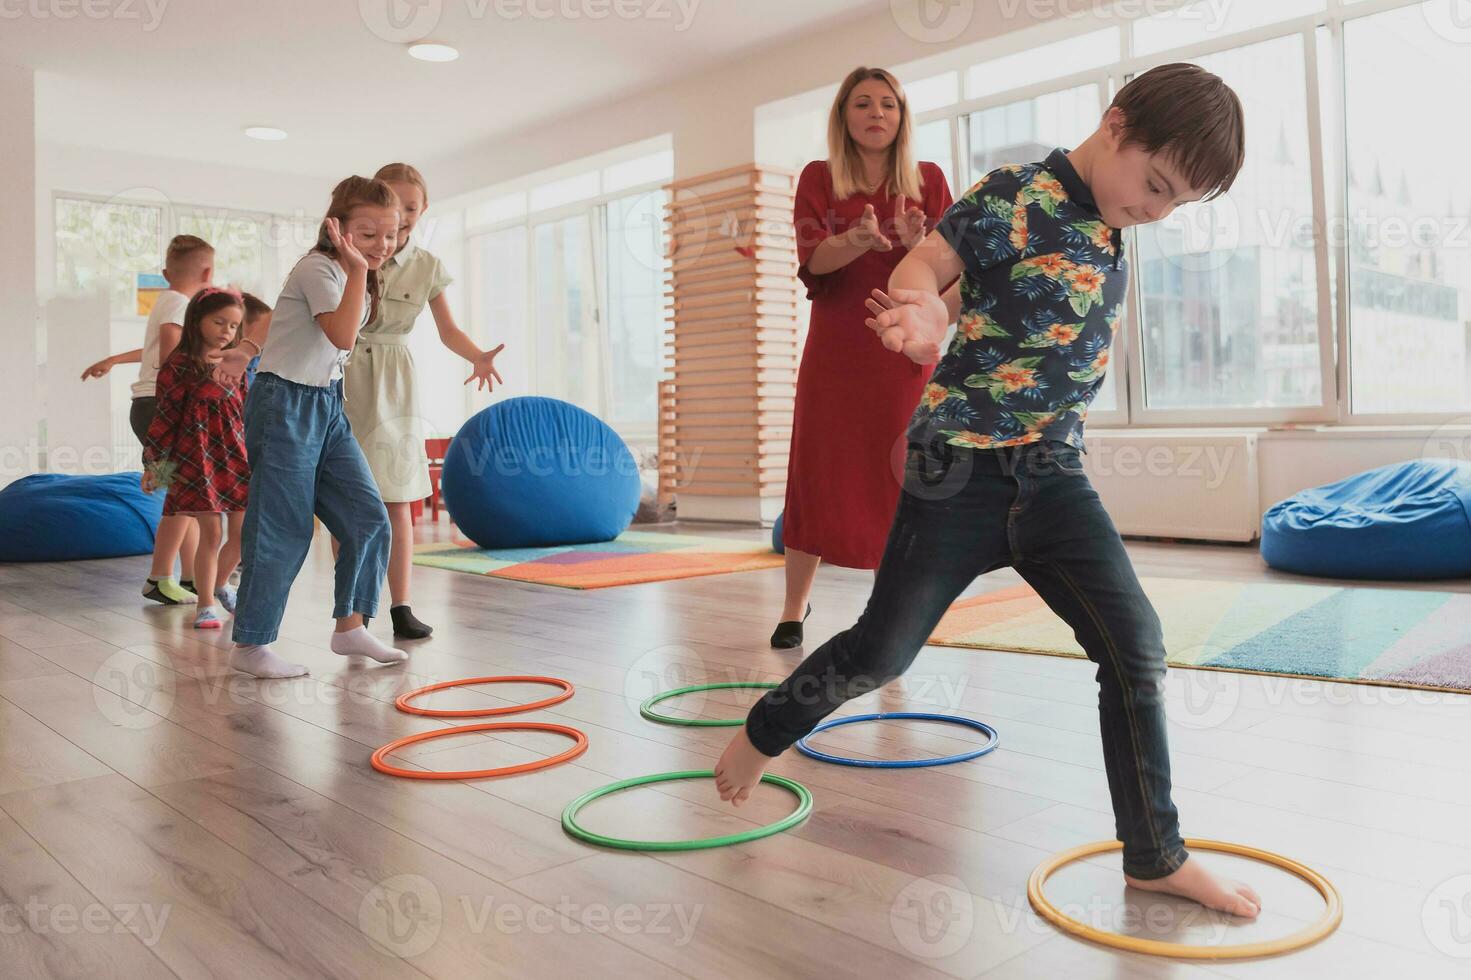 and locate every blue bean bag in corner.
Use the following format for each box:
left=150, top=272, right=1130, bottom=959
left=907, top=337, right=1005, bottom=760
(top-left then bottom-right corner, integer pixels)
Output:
left=0, top=472, right=163, bottom=563
left=1261, top=459, right=1471, bottom=580
left=440, top=397, right=641, bottom=550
